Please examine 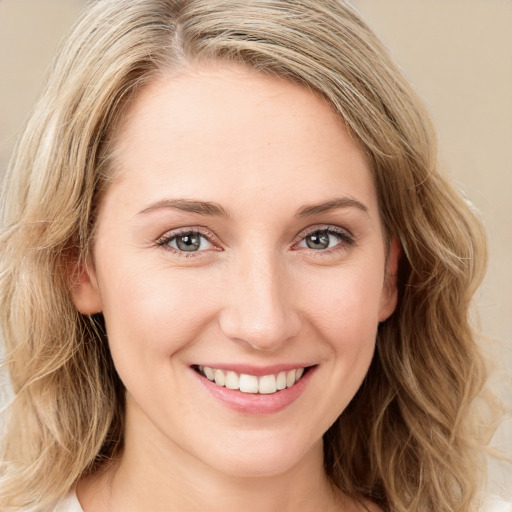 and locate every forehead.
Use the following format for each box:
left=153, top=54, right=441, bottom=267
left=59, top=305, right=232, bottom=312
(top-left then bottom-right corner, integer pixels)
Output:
left=104, top=62, right=378, bottom=220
